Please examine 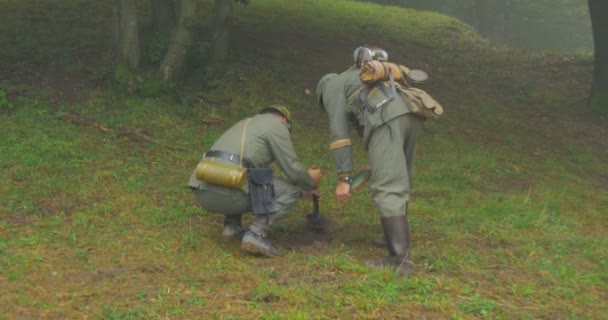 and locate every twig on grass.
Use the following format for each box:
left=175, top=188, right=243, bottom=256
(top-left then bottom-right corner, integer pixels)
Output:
left=57, top=111, right=110, bottom=132
left=115, top=129, right=188, bottom=150
left=57, top=111, right=187, bottom=150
